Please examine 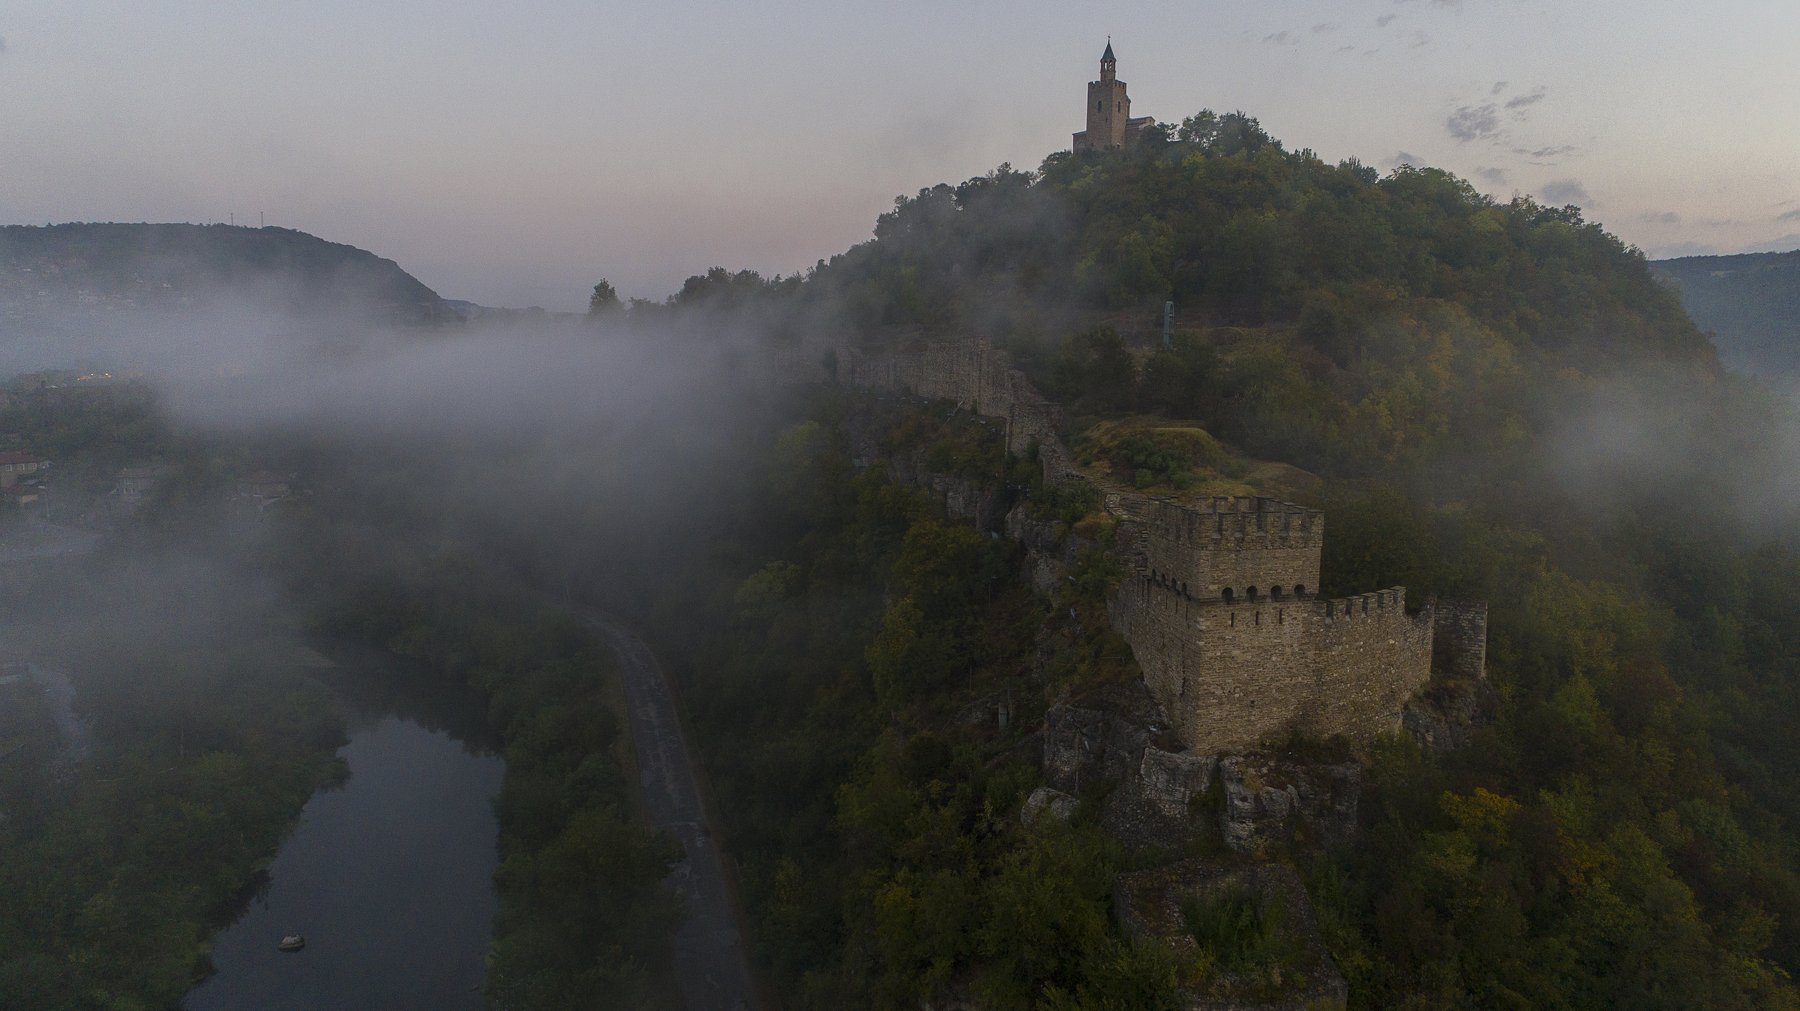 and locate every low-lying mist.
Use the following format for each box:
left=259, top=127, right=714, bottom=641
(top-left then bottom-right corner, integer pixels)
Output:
left=1545, top=365, right=1800, bottom=540
left=3, top=272, right=800, bottom=712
